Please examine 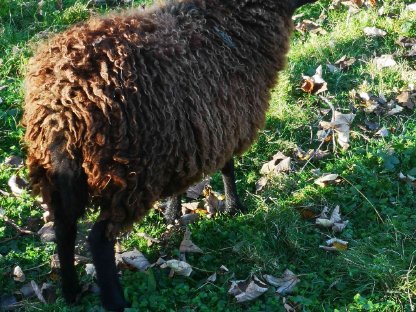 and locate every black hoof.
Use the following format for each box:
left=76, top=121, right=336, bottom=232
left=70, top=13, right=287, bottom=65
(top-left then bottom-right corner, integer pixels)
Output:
left=103, top=298, right=130, bottom=312
left=63, top=285, right=81, bottom=304
left=224, top=200, right=247, bottom=215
